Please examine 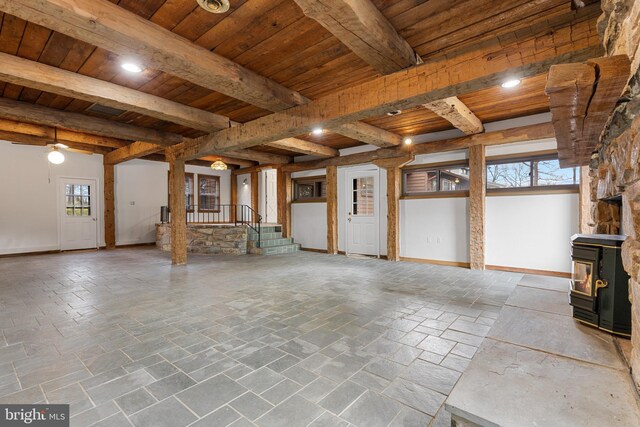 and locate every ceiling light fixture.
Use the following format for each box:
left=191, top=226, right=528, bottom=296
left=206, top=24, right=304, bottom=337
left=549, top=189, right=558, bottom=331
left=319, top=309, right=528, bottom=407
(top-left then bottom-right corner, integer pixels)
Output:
left=210, top=160, right=227, bottom=171
left=403, top=137, right=413, bottom=145
left=197, top=0, right=230, bottom=14
left=121, top=63, right=143, bottom=73
left=311, top=128, right=324, bottom=136
left=501, top=79, right=521, bottom=88
left=48, top=146, right=65, bottom=165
